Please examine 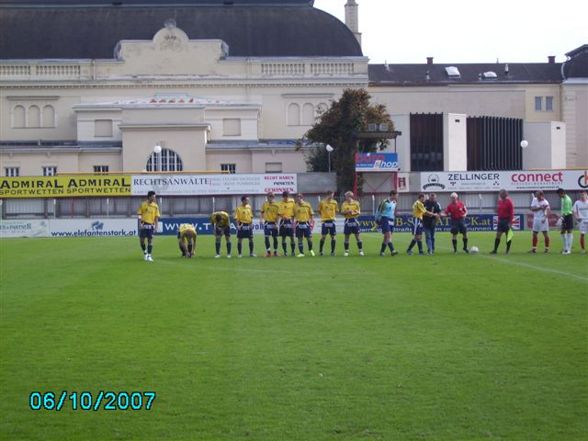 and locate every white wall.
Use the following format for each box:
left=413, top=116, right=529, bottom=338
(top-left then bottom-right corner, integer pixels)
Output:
left=523, top=121, right=567, bottom=169
left=444, top=113, right=467, bottom=171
